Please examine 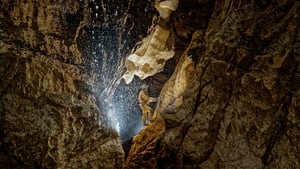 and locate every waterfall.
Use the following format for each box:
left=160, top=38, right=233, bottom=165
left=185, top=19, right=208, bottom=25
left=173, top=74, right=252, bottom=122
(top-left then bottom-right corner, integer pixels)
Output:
left=85, top=0, right=155, bottom=141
